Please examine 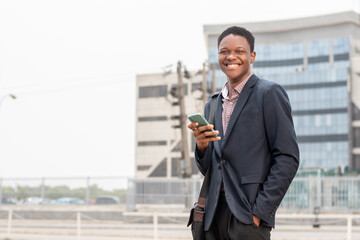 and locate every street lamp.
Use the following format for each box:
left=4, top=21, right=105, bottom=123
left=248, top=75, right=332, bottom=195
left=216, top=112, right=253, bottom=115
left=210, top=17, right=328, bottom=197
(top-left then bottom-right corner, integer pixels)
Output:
left=0, top=94, right=17, bottom=109
left=0, top=93, right=16, bottom=206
